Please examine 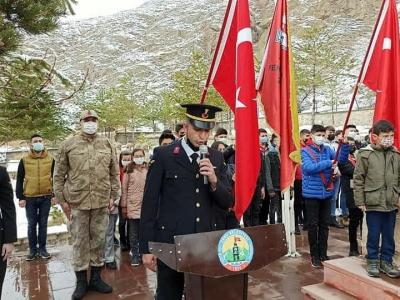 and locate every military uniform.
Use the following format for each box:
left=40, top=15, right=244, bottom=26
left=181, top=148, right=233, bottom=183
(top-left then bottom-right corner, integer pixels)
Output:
left=53, top=132, right=120, bottom=271
left=139, top=104, right=233, bottom=300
